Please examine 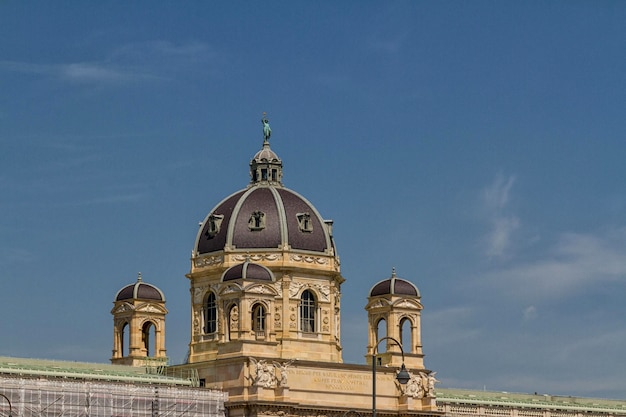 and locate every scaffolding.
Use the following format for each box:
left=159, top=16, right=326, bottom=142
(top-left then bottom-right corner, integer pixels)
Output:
left=0, top=357, right=226, bottom=417
left=0, top=376, right=226, bottom=417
